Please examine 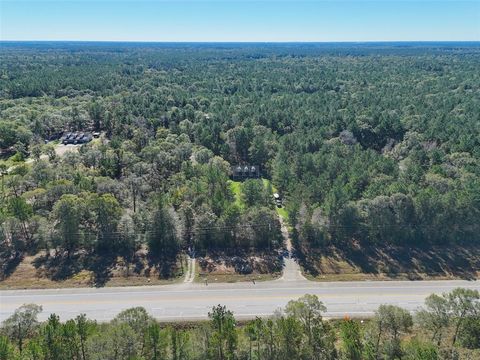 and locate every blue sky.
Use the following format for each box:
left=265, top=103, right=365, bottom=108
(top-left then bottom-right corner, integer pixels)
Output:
left=1, top=1, right=479, bottom=42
